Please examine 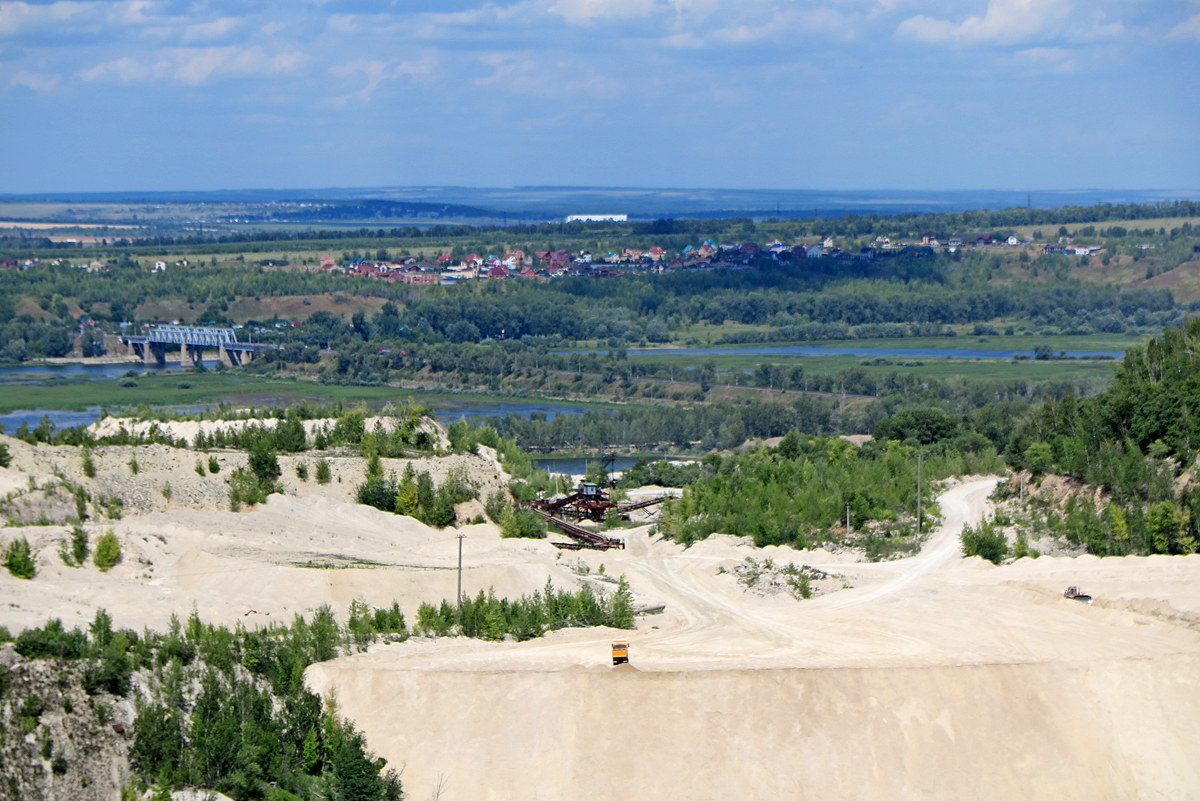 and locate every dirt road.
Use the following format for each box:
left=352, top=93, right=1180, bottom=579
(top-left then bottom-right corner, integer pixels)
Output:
left=308, top=477, right=1200, bottom=799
